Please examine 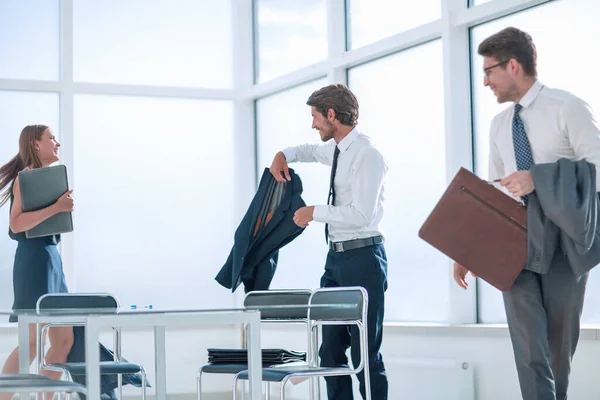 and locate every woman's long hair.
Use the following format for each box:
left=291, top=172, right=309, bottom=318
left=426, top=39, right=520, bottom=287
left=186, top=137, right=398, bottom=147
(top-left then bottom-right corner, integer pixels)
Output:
left=0, top=124, right=48, bottom=207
